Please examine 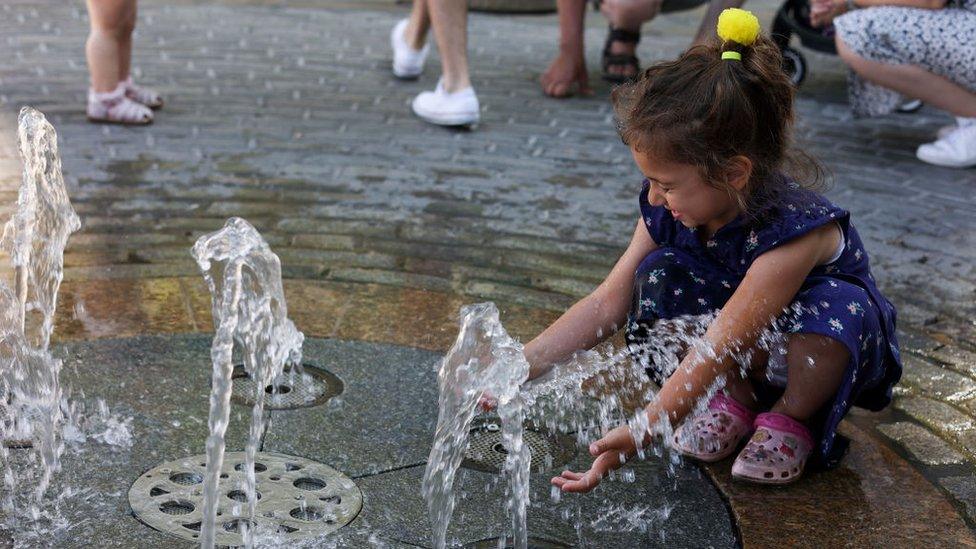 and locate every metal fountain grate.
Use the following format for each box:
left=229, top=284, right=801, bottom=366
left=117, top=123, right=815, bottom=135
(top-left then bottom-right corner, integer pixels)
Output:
left=231, top=363, right=343, bottom=410
left=462, top=417, right=576, bottom=474
left=129, top=451, right=362, bottom=545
